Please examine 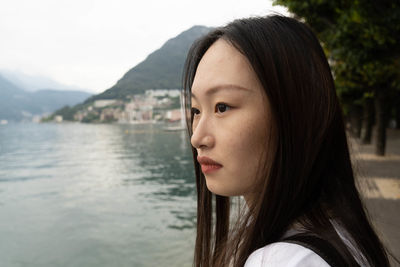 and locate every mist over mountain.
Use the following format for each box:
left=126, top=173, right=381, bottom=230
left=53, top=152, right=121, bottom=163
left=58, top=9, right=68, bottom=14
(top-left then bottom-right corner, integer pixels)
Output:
left=85, top=25, right=212, bottom=102
left=0, top=74, right=28, bottom=121
left=0, top=69, right=89, bottom=92
left=0, top=74, right=92, bottom=121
